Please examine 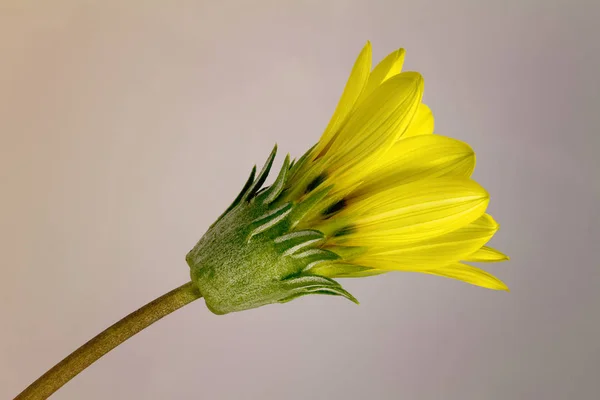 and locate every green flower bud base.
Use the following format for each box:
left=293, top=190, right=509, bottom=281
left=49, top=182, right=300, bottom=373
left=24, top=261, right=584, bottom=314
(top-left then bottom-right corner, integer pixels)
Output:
left=186, top=145, right=358, bottom=315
